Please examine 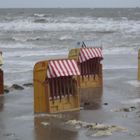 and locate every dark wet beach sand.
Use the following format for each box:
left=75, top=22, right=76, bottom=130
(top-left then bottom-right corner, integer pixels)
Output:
left=0, top=63, right=140, bottom=140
